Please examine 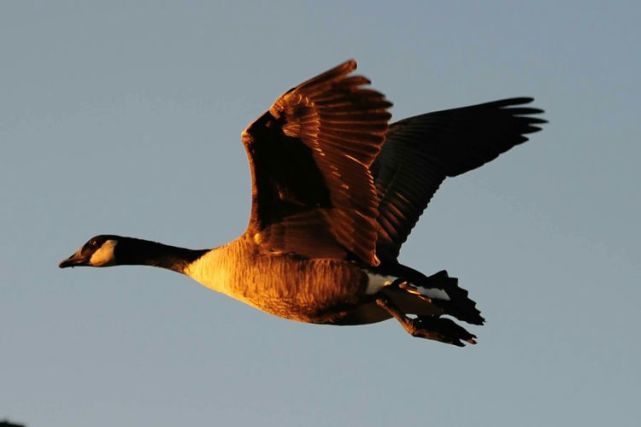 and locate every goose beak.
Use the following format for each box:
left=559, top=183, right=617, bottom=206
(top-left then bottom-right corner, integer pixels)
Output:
left=59, top=251, right=87, bottom=268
